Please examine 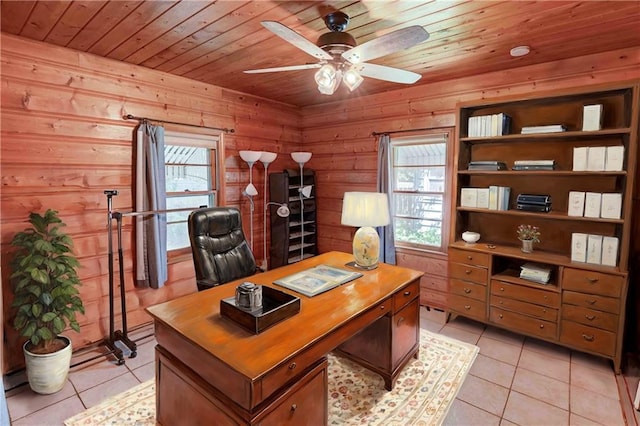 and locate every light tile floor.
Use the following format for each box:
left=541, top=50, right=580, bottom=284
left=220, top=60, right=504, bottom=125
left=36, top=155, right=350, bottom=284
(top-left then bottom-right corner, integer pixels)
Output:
left=3, top=307, right=629, bottom=425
